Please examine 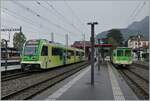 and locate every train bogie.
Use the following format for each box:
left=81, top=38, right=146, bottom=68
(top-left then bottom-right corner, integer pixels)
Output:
left=21, top=63, right=41, bottom=71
